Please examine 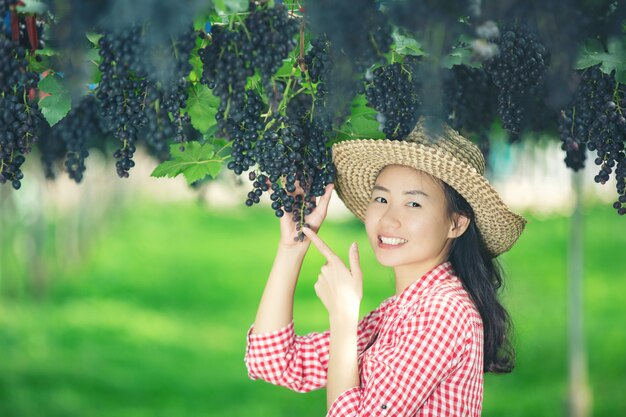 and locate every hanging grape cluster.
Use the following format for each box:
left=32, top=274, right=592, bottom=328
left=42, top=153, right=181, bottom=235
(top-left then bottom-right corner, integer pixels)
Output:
left=559, top=65, right=626, bottom=215
left=199, top=3, right=338, bottom=239
left=483, top=25, right=549, bottom=141
left=0, top=16, right=41, bottom=190
left=443, top=65, right=498, bottom=158
left=365, top=56, right=422, bottom=140
left=95, top=24, right=197, bottom=177
left=1, top=0, right=625, bottom=218
left=199, top=2, right=298, bottom=133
